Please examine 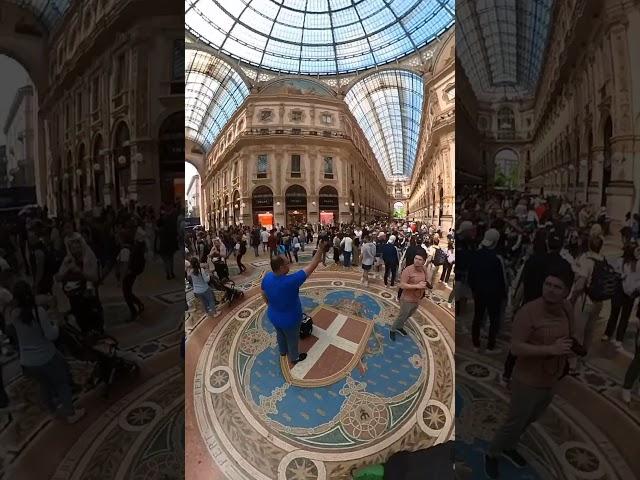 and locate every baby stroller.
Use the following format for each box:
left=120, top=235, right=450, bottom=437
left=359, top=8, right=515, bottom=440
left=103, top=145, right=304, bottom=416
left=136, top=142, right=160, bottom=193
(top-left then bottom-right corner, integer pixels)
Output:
left=209, top=275, right=244, bottom=304
left=58, top=321, right=139, bottom=398
left=62, top=276, right=104, bottom=335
